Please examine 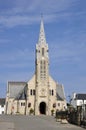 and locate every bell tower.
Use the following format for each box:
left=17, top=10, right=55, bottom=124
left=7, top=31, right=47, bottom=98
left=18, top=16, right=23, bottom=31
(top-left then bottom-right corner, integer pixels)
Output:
left=35, top=17, right=50, bottom=115
left=36, top=17, right=49, bottom=82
